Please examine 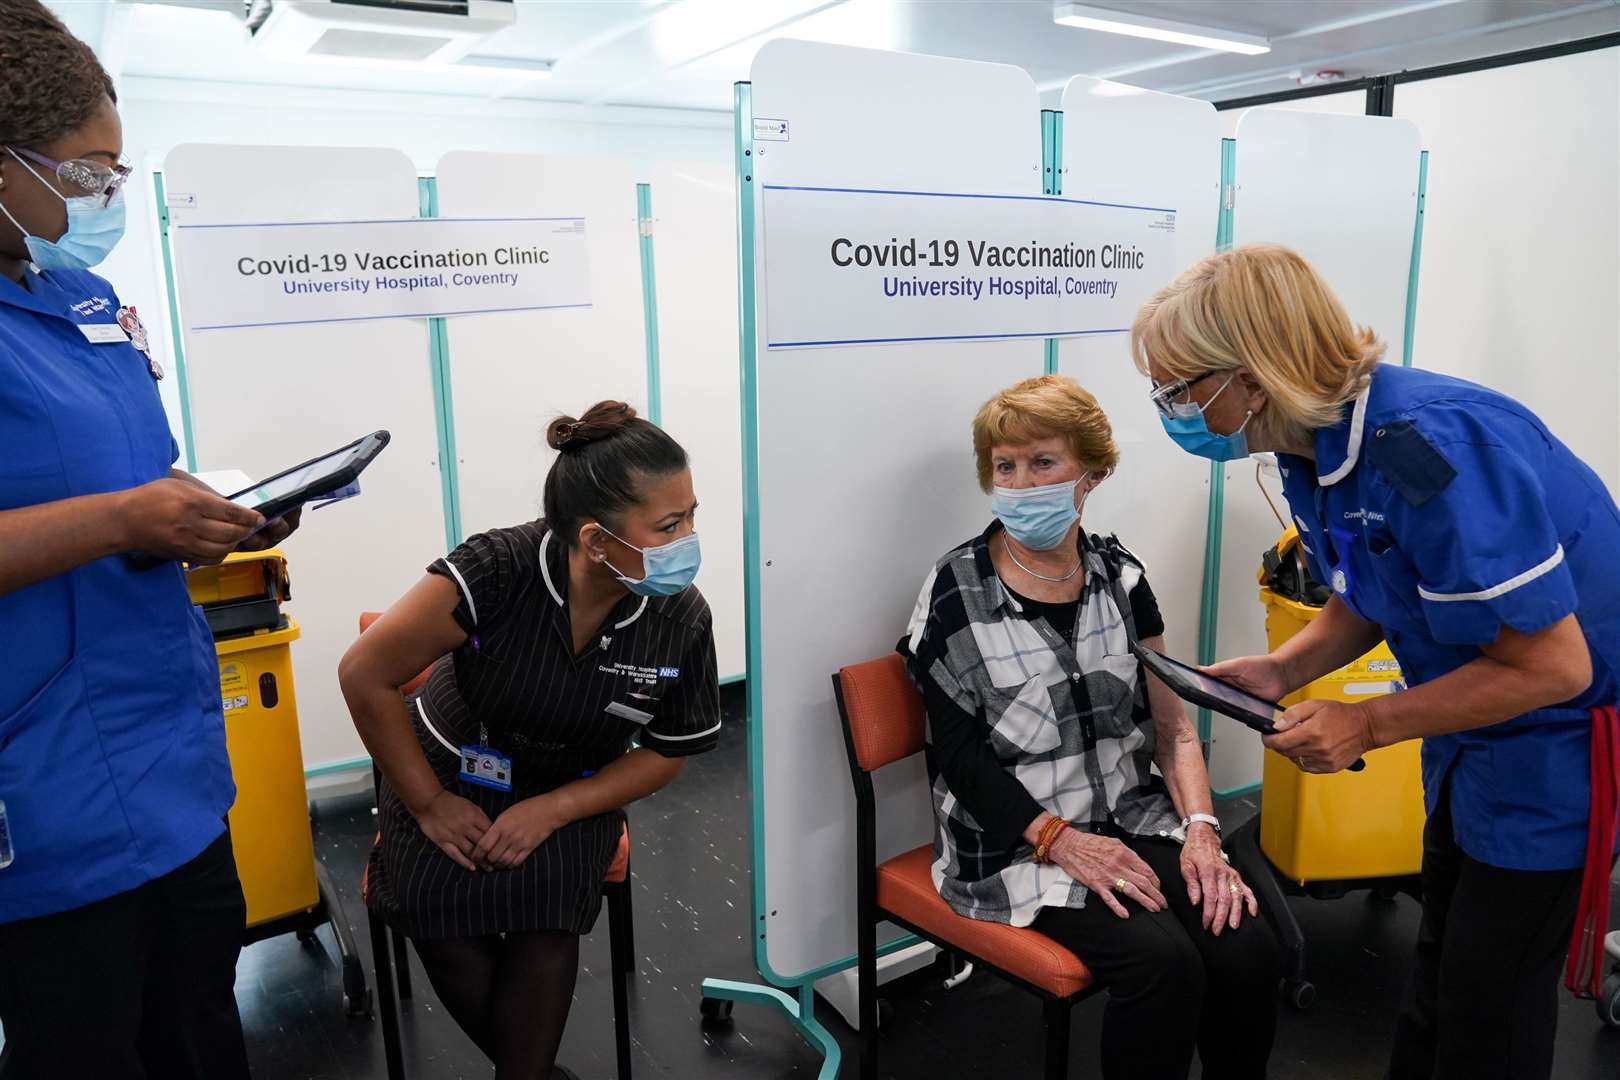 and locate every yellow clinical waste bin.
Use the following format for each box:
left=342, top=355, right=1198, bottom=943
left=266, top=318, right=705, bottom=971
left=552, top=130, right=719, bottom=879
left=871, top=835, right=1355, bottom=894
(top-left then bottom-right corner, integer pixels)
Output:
left=215, top=618, right=319, bottom=928
left=188, top=550, right=318, bottom=928
left=187, top=550, right=371, bottom=1016
left=1256, top=527, right=1426, bottom=884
